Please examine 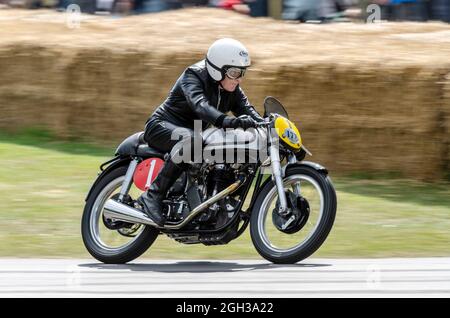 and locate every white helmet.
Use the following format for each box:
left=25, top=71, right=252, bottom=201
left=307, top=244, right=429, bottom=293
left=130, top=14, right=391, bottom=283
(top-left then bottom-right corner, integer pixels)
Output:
left=206, top=38, right=251, bottom=82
